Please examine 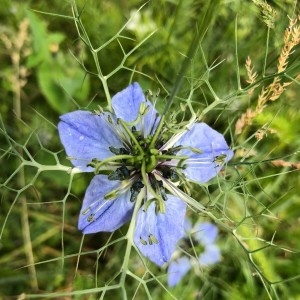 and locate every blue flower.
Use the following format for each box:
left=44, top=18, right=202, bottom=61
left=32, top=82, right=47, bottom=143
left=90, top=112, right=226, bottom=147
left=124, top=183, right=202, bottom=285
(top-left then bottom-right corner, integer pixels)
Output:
left=167, top=221, right=221, bottom=287
left=58, top=82, right=233, bottom=266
